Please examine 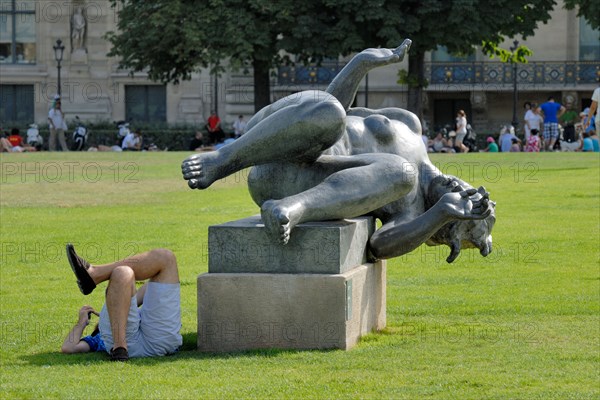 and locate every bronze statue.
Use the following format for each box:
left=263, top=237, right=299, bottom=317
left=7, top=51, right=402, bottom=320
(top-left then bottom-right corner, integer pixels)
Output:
left=182, top=39, right=495, bottom=263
